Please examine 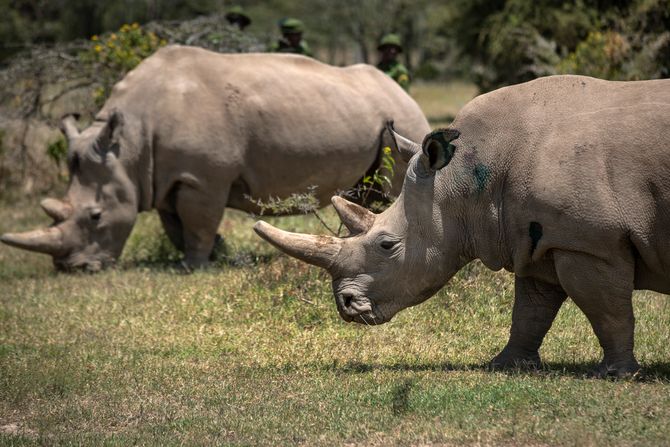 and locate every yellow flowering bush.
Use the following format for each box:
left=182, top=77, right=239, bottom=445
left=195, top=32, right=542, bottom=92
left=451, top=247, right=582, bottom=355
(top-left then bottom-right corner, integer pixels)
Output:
left=557, top=31, right=630, bottom=80
left=82, top=23, right=167, bottom=105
